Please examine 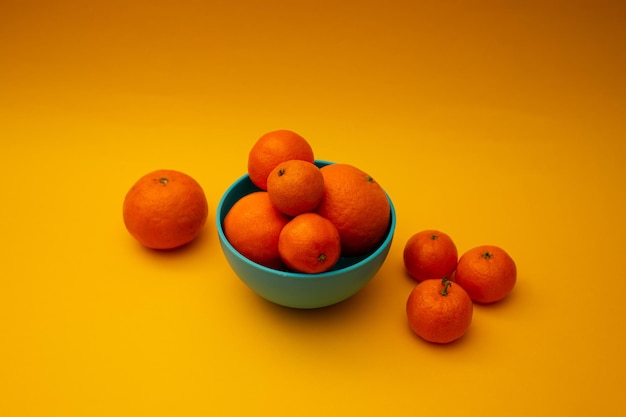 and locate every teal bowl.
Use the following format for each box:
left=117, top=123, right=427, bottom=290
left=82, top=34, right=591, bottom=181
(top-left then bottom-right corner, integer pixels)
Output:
left=216, top=160, right=396, bottom=309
